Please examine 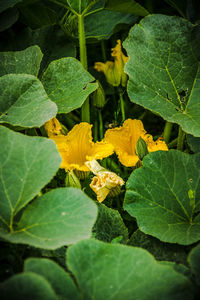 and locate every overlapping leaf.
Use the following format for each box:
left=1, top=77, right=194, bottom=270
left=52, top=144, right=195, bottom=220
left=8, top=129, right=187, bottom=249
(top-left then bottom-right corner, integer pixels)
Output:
left=3, top=188, right=97, bottom=249
left=0, top=126, right=61, bottom=231
left=0, top=74, right=57, bottom=127
left=67, top=239, right=192, bottom=300
left=24, top=258, right=81, bottom=300
left=42, top=58, right=98, bottom=113
left=105, top=0, right=148, bottom=16
left=124, top=150, right=200, bottom=245
left=124, top=14, right=200, bottom=136
left=0, top=45, right=43, bottom=77
left=0, top=0, right=22, bottom=13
